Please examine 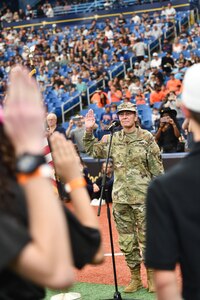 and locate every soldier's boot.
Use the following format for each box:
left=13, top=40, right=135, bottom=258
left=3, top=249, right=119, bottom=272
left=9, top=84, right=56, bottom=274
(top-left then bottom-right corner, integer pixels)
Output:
left=147, top=268, right=156, bottom=293
left=124, top=266, right=143, bottom=293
